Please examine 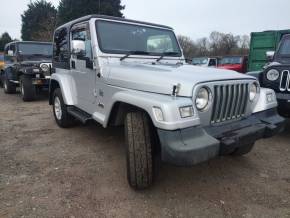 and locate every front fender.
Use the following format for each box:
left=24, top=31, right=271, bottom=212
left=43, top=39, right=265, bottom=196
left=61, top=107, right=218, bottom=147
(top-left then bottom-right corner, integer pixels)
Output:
left=247, top=71, right=263, bottom=82
left=50, top=73, right=77, bottom=105
left=107, top=90, right=200, bottom=130
left=4, top=67, right=17, bottom=80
